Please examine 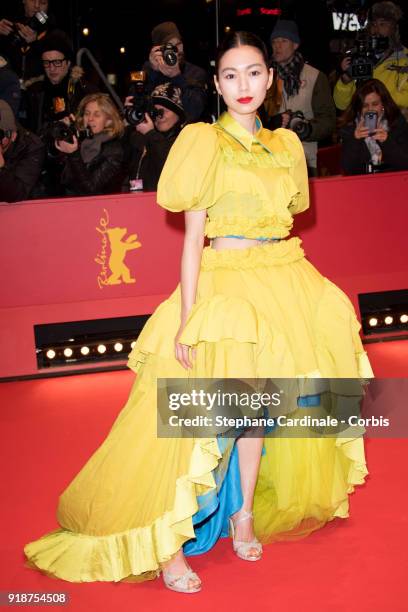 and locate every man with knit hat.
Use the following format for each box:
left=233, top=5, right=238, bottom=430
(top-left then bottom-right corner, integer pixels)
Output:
left=0, top=99, right=45, bottom=202
left=264, top=19, right=336, bottom=175
left=142, top=21, right=208, bottom=123
left=334, top=1, right=408, bottom=115
left=125, top=82, right=185, bottom=191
